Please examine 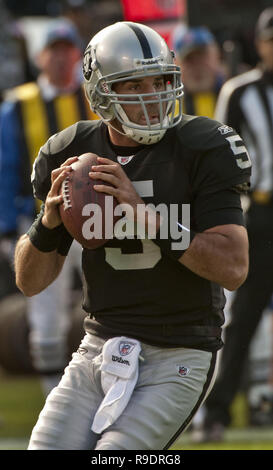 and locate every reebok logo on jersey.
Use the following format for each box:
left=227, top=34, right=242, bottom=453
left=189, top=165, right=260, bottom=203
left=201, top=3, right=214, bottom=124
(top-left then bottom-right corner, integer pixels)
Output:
left=218, top=125, right=233, bottom=135
left=112, top=355, right=130, bottom=366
